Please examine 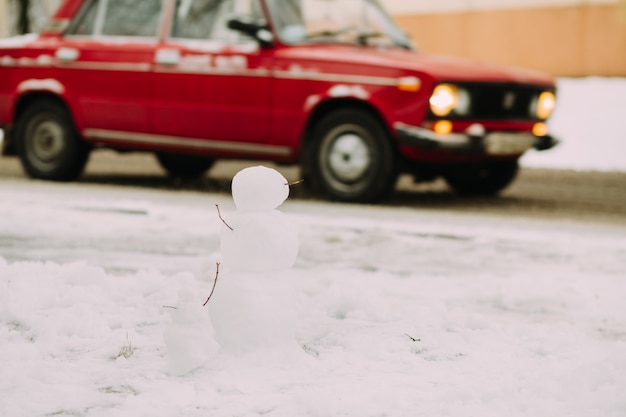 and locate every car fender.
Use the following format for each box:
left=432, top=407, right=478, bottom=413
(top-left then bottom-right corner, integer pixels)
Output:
left=12, top=77, right=84, bottom=134
left=298, top=80, right=426, bottom=154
